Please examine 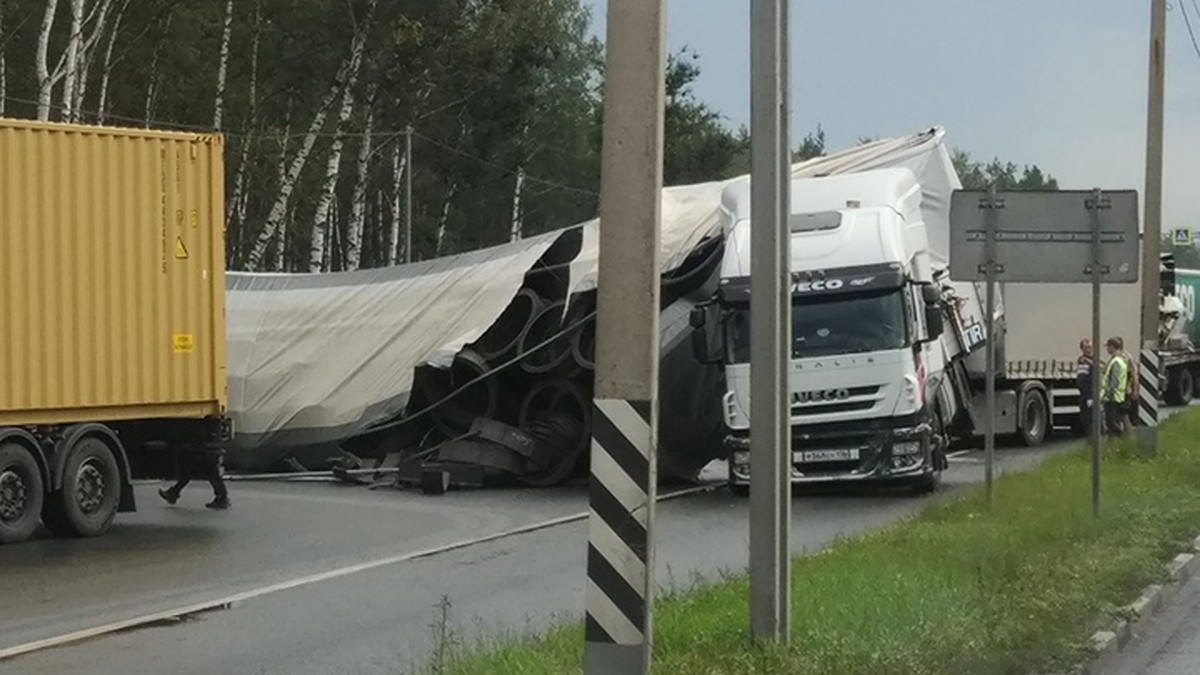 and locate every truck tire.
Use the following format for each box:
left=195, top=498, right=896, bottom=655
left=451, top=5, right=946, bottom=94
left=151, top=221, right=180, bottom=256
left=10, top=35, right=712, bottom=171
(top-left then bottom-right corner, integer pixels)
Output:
left=0, top=442, right=45, bottom=545
left=1167, top=367, right=1194, bottom=406
left=44, top=436, right=121, bottom=538
left=1018, top=388, right=1049, bottom=447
